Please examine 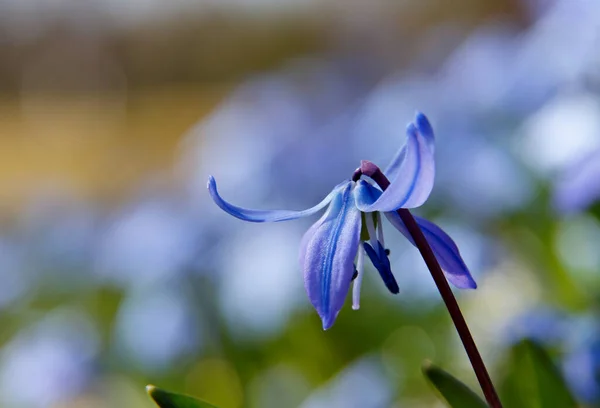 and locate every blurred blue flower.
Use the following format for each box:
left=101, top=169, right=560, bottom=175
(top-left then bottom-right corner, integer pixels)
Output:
left=208, top=113, right=475, bottom=329
left=0, top=309, right=99, bottom=408
left=554, top=148, right=600, bottom=214
left=563, top=339, right=600, bottom=403
left=299, top=356, right=393, bottom=408
left=505, top=307, right=568, bottom=345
